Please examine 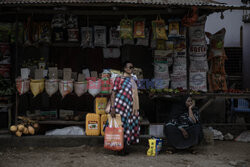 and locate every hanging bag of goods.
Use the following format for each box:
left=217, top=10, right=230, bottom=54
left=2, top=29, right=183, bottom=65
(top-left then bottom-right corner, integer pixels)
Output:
left=101, top=78, right=112, bottom=94
left=152, top=16, right=167, bottom=40
left=45, top=79, right=58, bottom=97
left=104, top=118, right=124, bottom=151
left=206, top=28, right=227, bottom=59
left=38, top=22, right=51, bottom=43
left=168, top=19, right=180, bottom=37
left=209, top=56, right=227, bottom=75
left=133, top=18, right=145, bottom=38
left=120, top=18, right=133, bottom=39
left=16, top=78, right=30, bottom=95
left=59, top=80, right=74, bottom=98
left=30, top=79, right=45, bottom=97
left=88, top=79, right=101, bottom=97
left=67, top=14, right=78, bottom=42
left=94, top=26, right=107, bottom=48
left=189, top=15, right=207, bottom=43
left=206, top=28, right=227, bottom=74
left=108, top=27, right=121, bottom=47
left=208, top=73, right=227, bottom=92
left=81, top=27, right=93, bottom=48
left=74, top=81, right=87, bottom=97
